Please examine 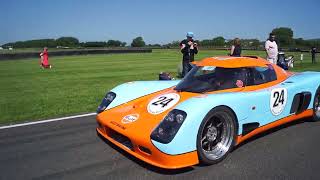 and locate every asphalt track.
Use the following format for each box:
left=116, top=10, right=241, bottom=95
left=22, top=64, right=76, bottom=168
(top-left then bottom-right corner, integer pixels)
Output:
left=1, top=115, right=320, bottom=180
